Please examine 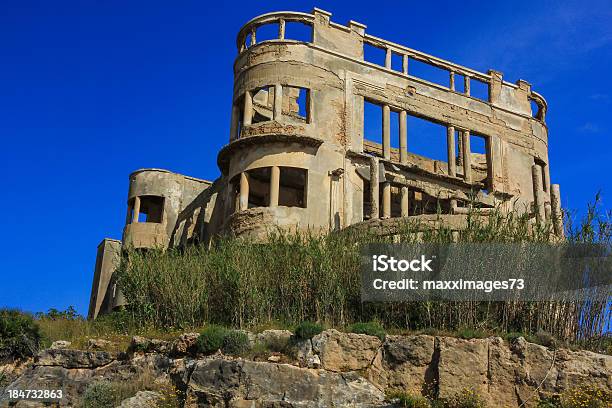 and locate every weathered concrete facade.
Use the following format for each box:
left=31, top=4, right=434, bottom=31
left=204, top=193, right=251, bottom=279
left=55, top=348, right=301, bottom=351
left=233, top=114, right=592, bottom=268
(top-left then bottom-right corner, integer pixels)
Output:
left=89, top=8, right=562, bottom=318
